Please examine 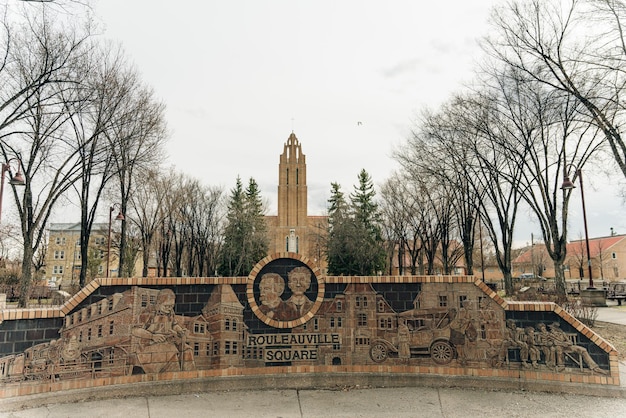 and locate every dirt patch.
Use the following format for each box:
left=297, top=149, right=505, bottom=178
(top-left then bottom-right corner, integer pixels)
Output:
left=592, top=321, right=626, bottom=361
